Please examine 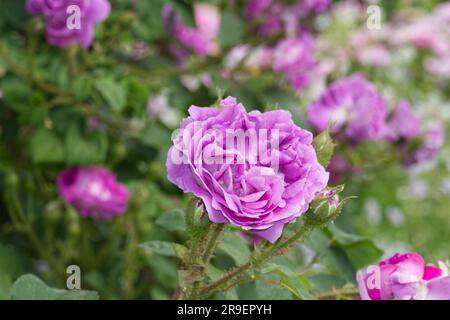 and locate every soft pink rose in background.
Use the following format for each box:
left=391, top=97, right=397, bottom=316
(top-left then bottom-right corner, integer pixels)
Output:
left=26, top=0, right=110, bottom=48
left=403, top=127, right=445, bottom=166
left=58, top=166, right=129, bottom=219
left=357, top=252, right=450, bottom=300
left=163, top=3, right=221, bottom=57
left=390, top=3, right=450, bottom=56
left=307, top=74, right=390, bottom=141
left=272, top=34, right=316, bottom=90
left=387, top=100, right=422, bottom=140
